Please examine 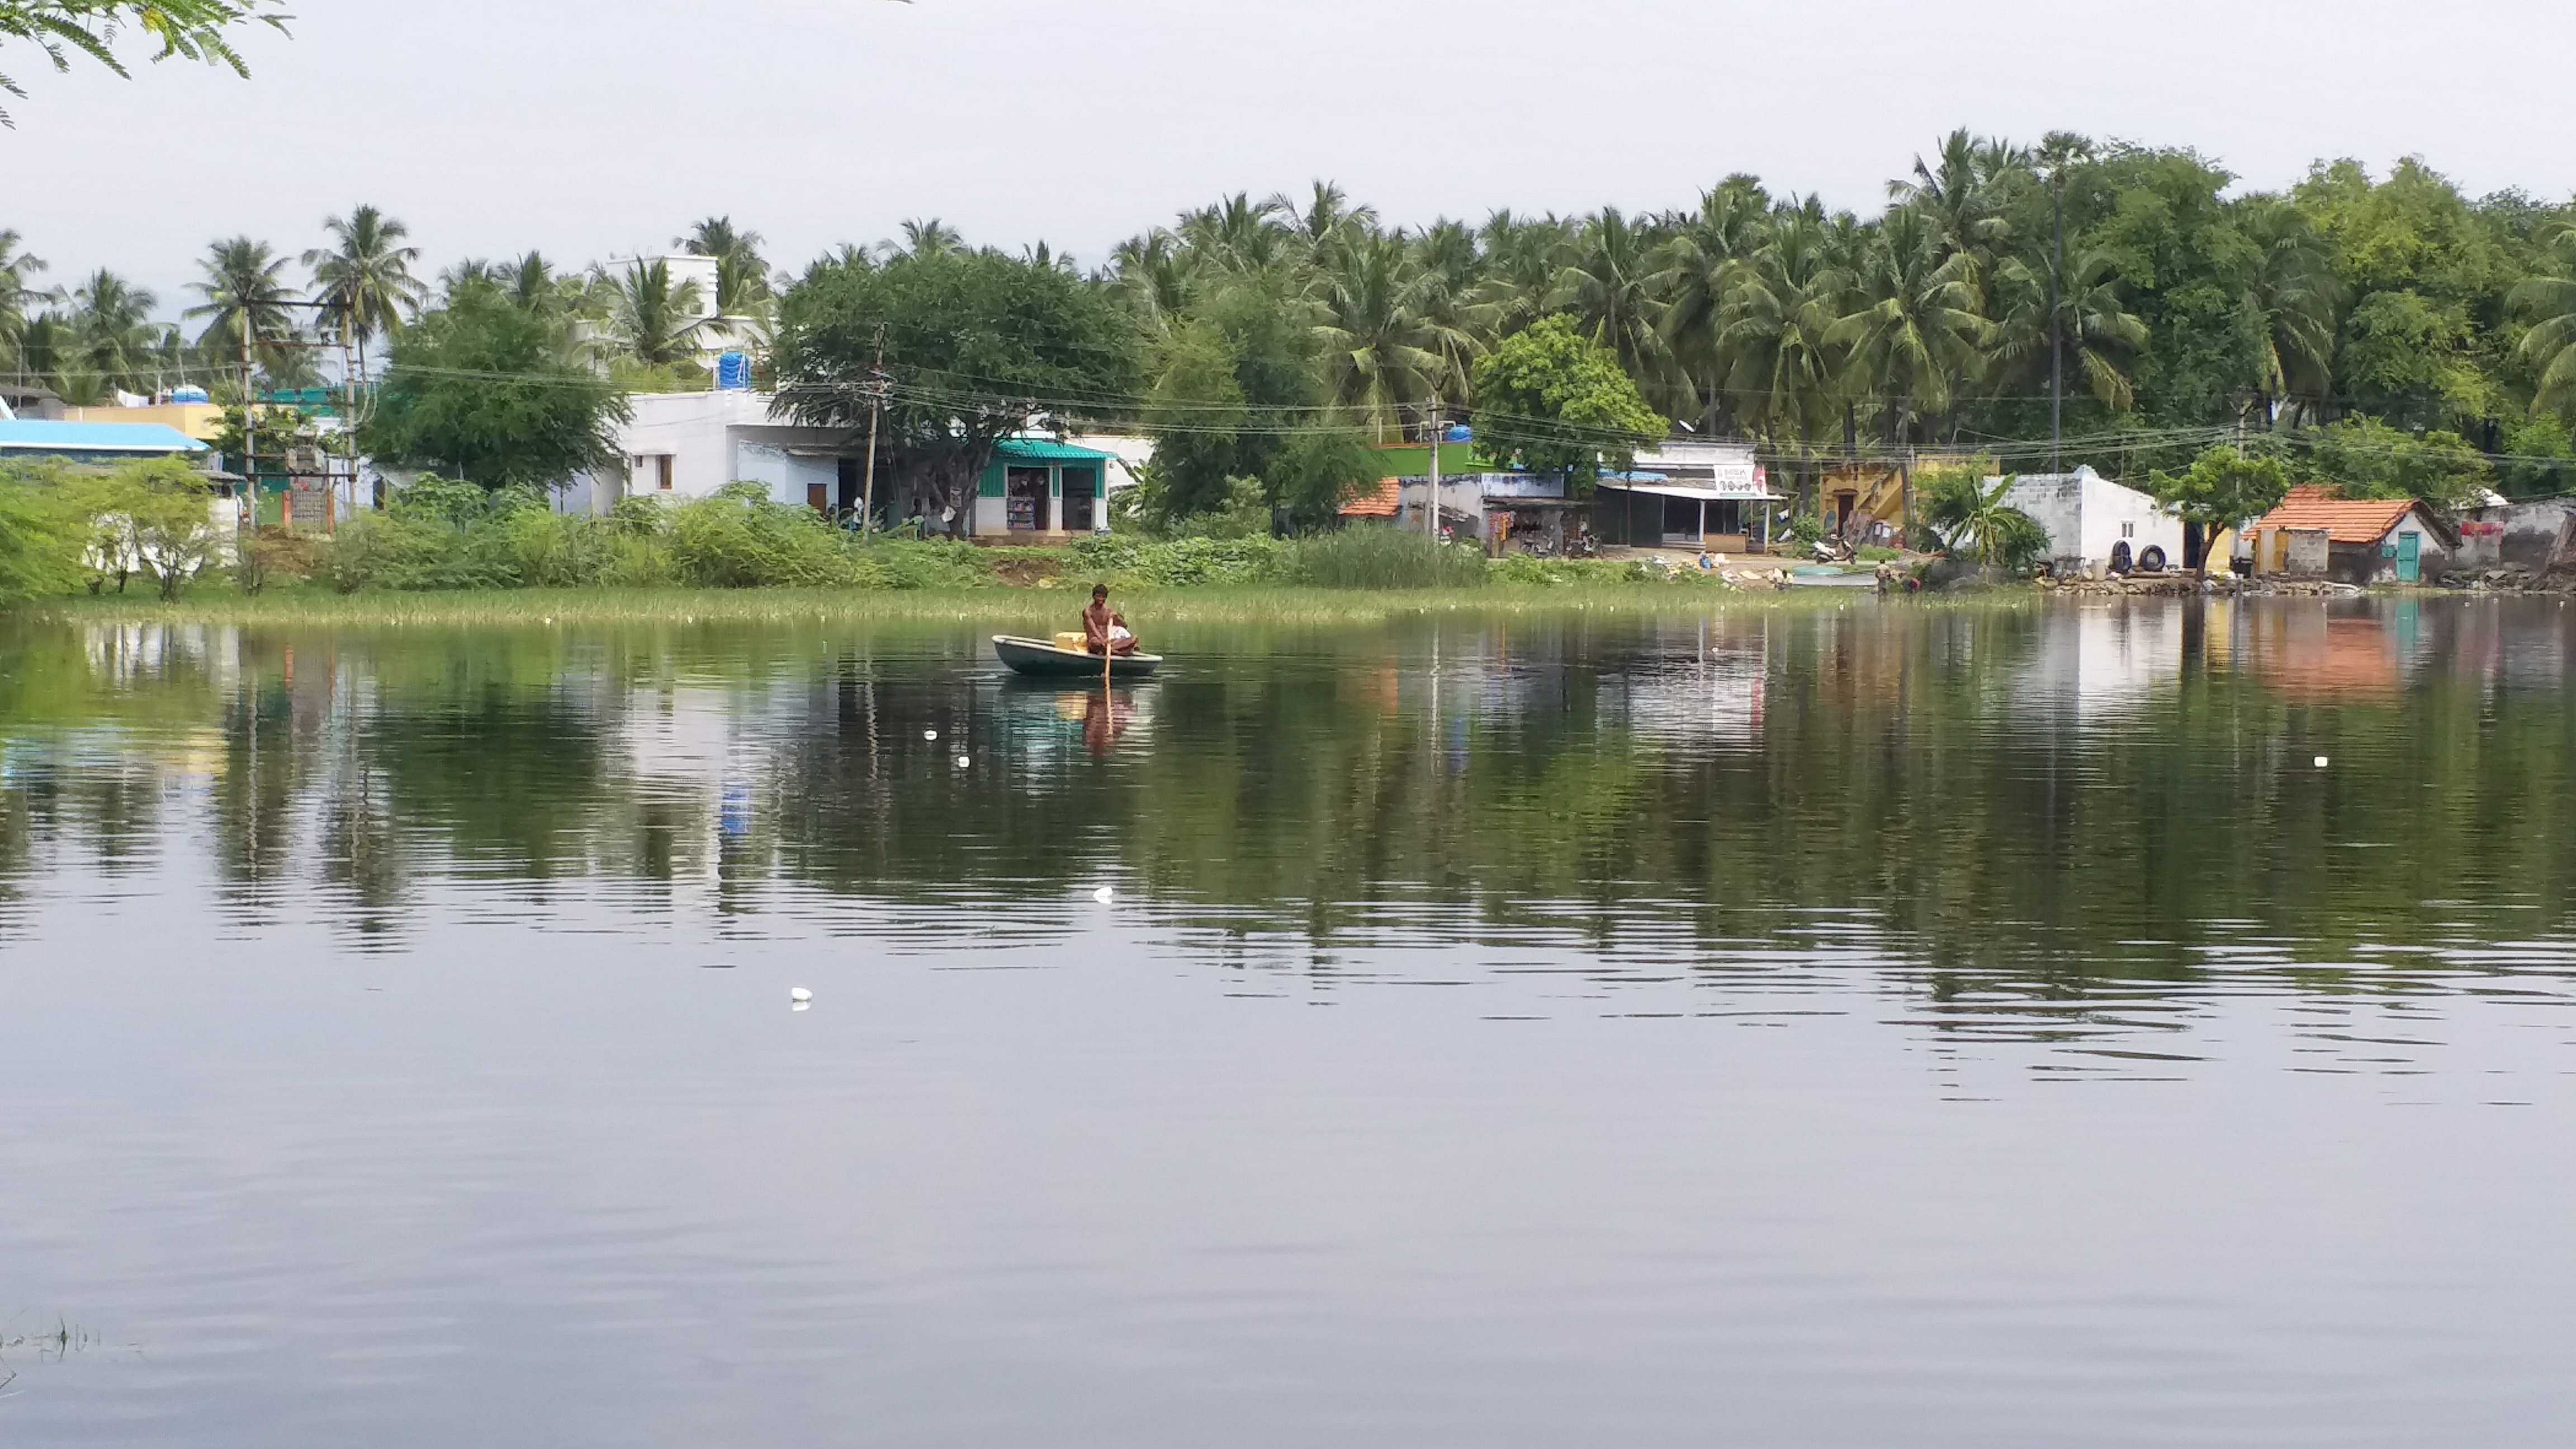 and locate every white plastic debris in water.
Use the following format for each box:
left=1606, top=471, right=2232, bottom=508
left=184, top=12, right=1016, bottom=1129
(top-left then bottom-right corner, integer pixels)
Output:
left=955, top=754, right=972, bottom=769
left=2315, top=756, right=2331, bottom=769
left=789, top=987, right=813, bottom=1004
left=1093, top=886, right=1115, bottom=905
left=924, top=729, right=939, bottom=742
